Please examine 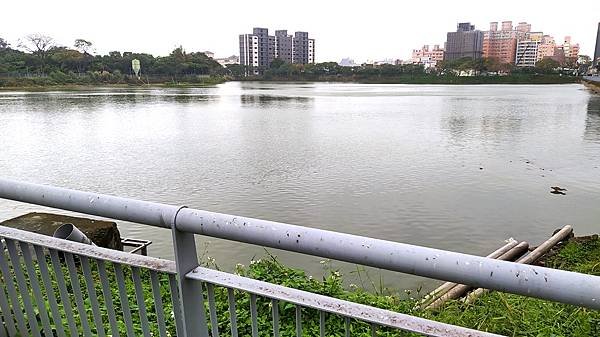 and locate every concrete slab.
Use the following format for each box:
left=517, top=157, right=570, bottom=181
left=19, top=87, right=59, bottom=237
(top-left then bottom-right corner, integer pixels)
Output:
left=1, top=212, right=123, bottom=250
